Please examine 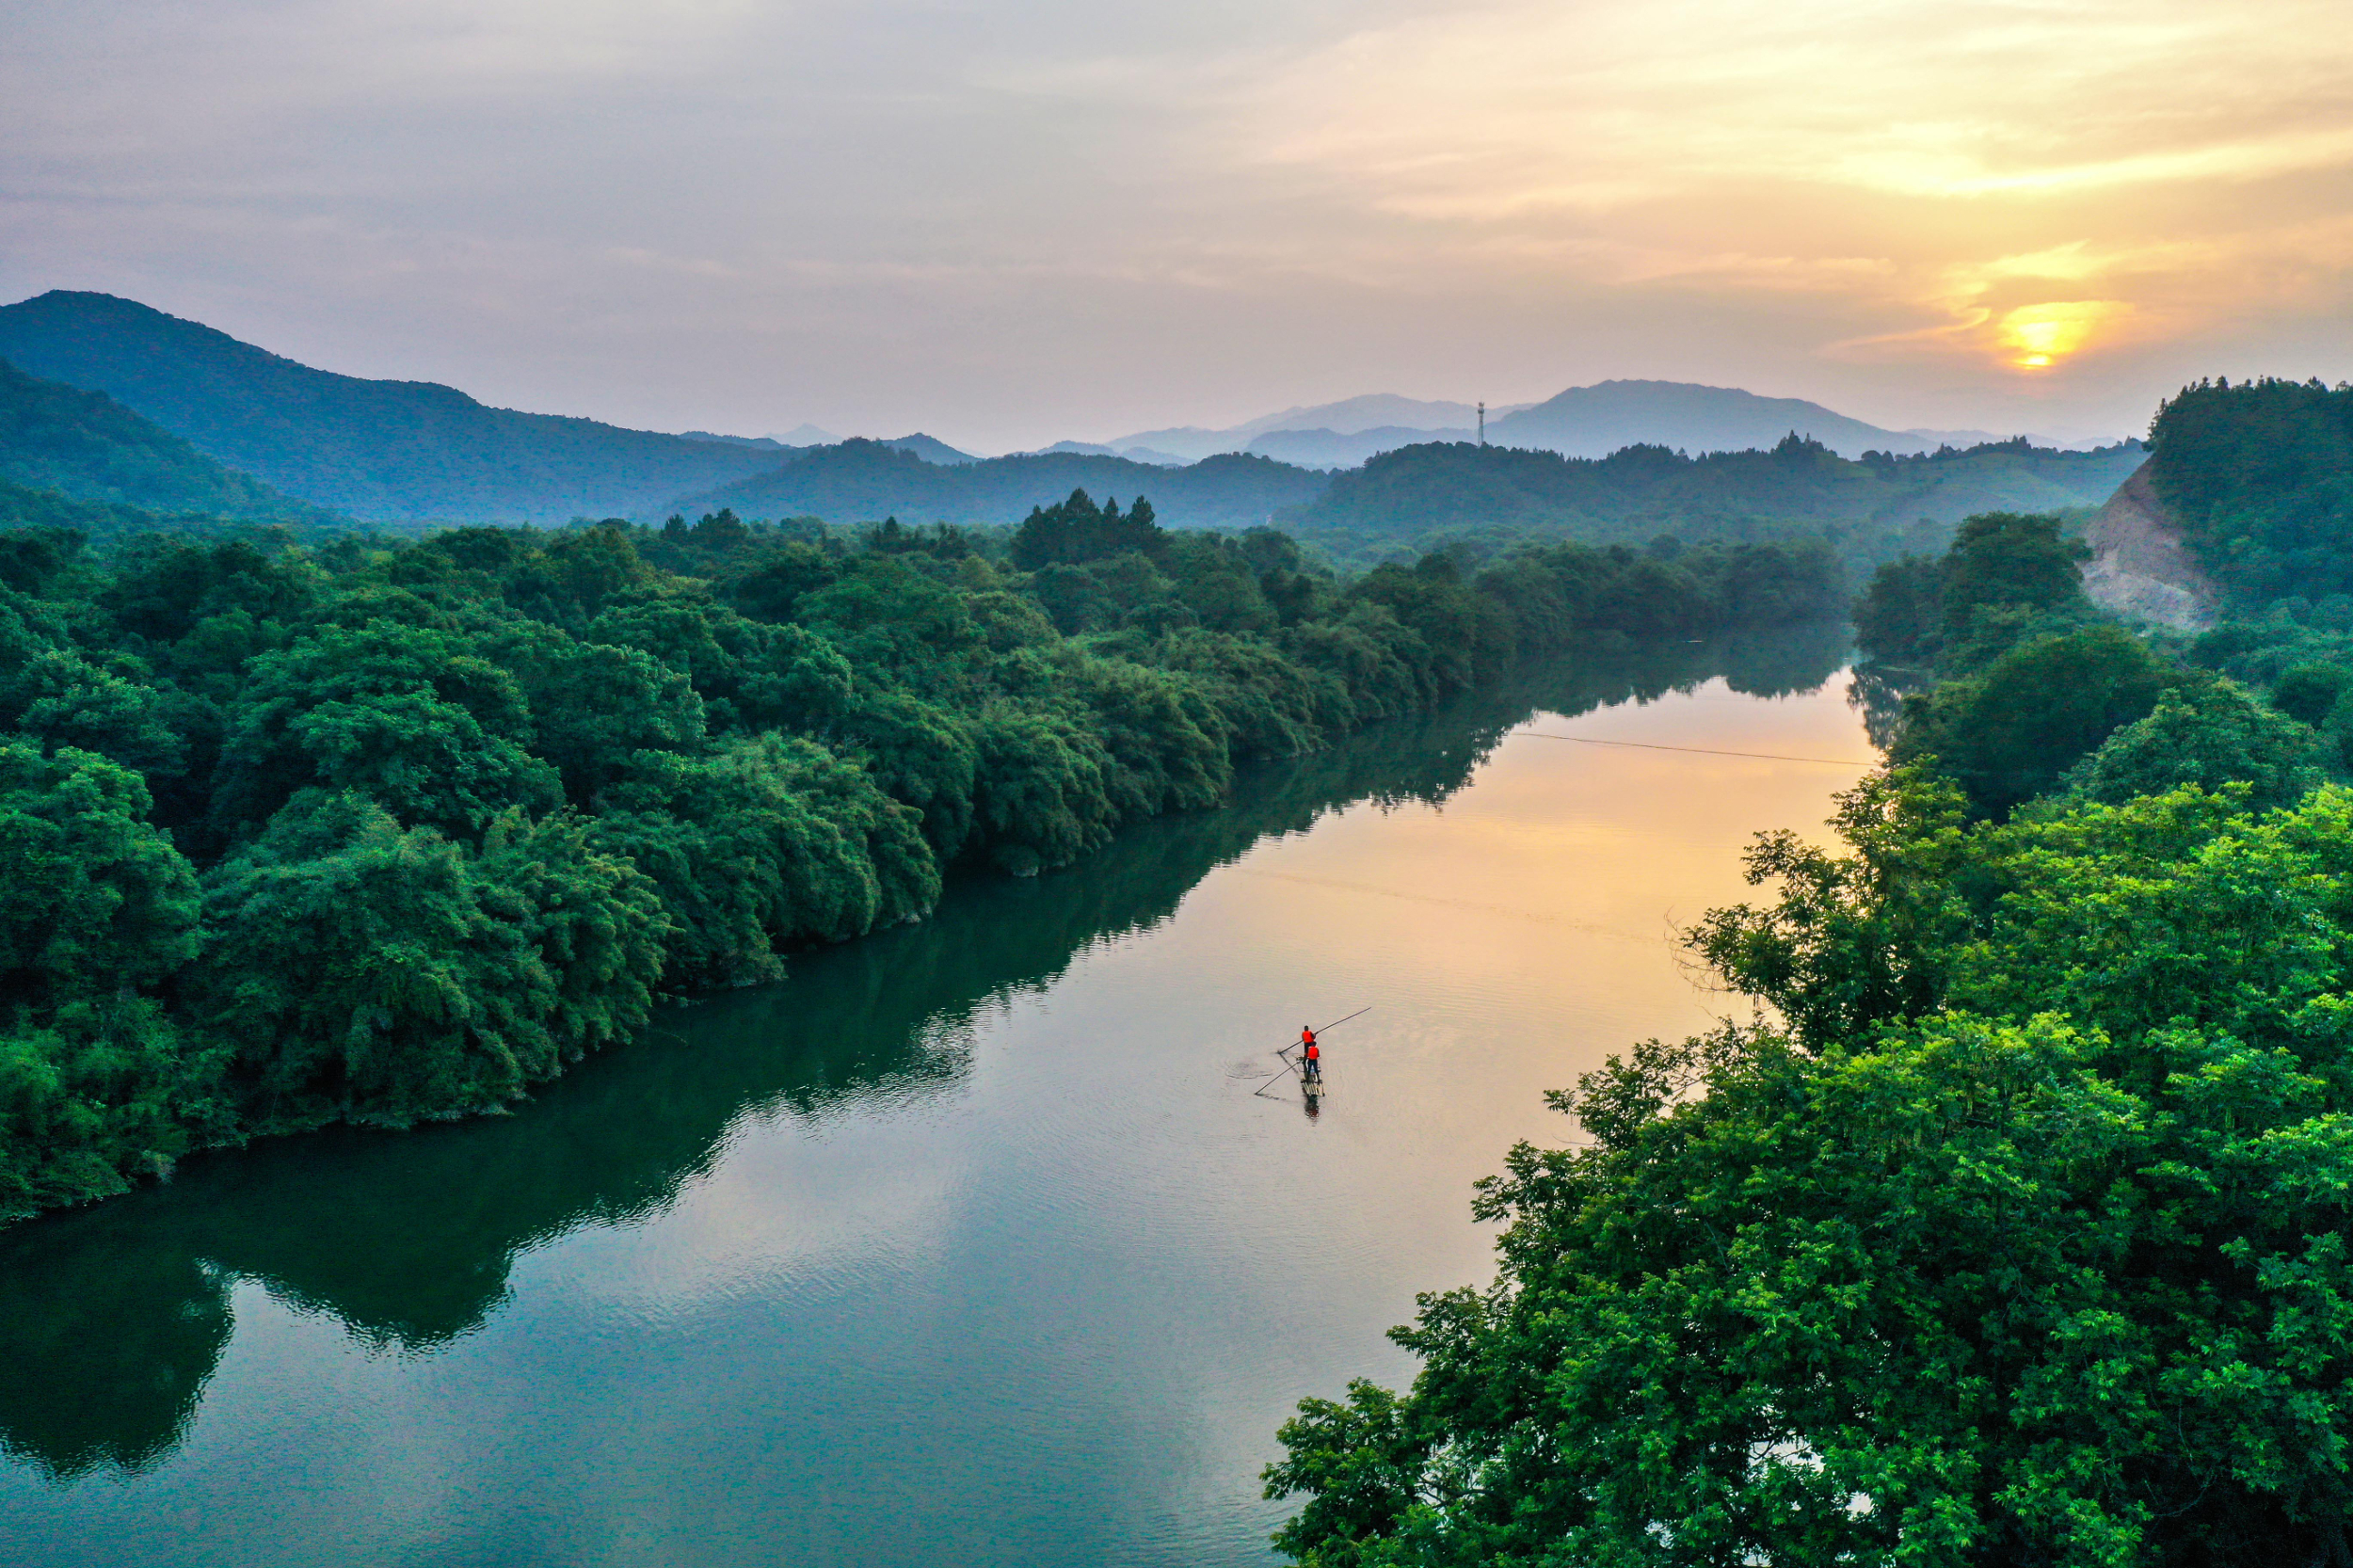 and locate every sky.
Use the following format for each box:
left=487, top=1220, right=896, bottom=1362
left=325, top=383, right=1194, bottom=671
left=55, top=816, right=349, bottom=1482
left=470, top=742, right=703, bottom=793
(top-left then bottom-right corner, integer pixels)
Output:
left=4, top=0, right=2349, bottom=454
